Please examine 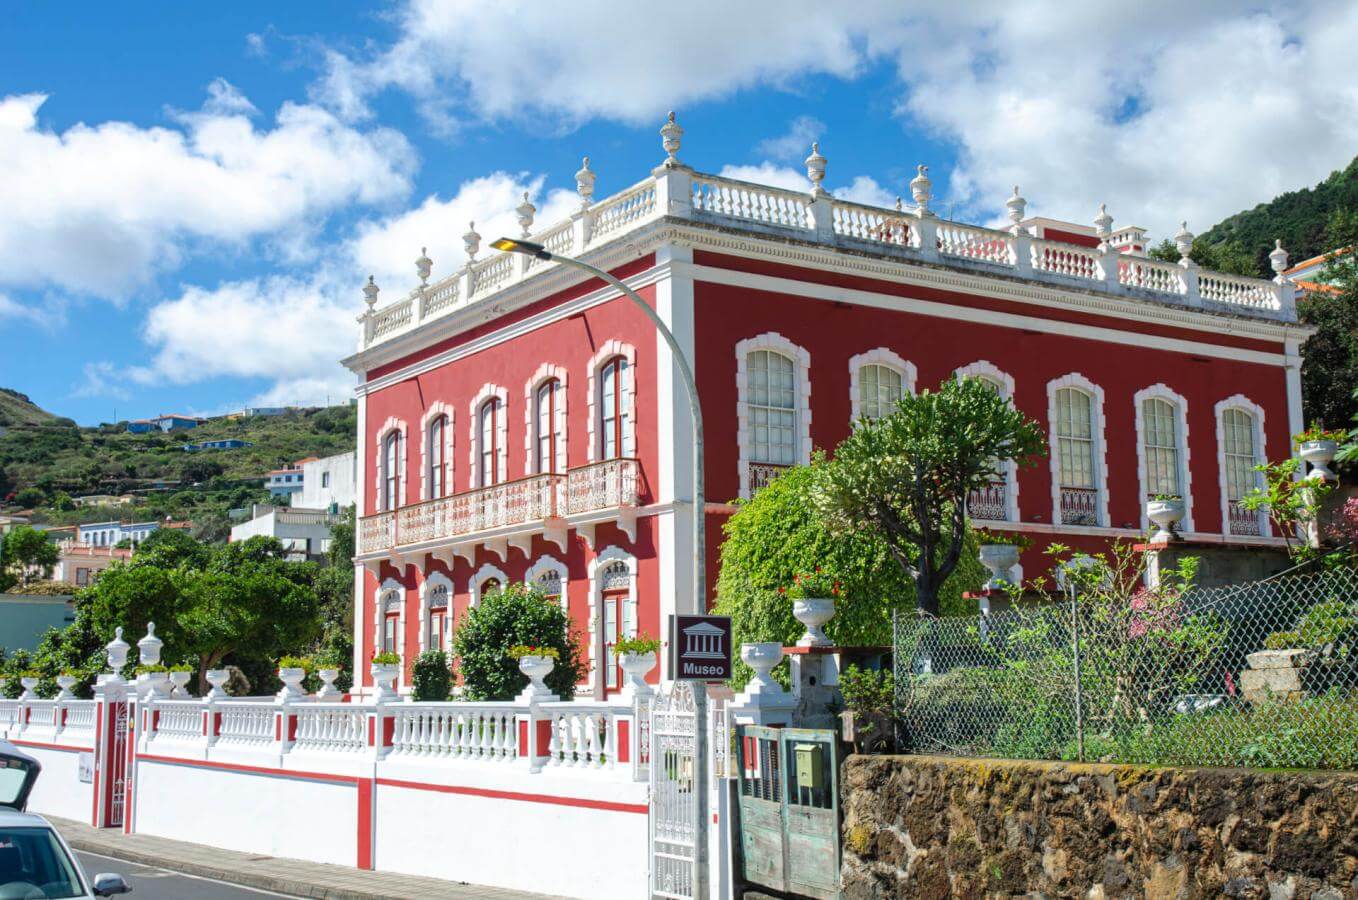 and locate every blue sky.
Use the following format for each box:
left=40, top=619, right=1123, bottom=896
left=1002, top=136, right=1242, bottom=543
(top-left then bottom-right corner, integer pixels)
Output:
left=3, top=1, right=1356, bottom=425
